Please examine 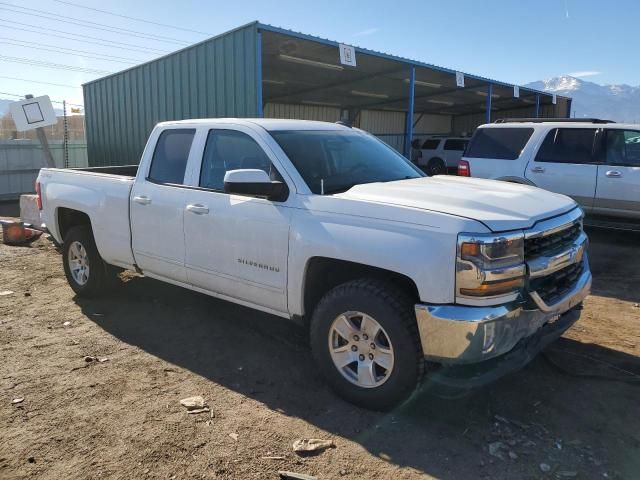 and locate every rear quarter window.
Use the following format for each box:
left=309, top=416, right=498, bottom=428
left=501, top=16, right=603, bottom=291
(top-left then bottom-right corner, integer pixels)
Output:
left=421, top=139, right=441, bottom=150
left=444, top=139, right=468, bottom=151
left=535, top=128, right=597, bottom=164
left=465, top=128, right=534, bottom=160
